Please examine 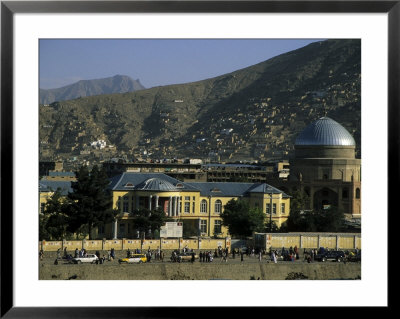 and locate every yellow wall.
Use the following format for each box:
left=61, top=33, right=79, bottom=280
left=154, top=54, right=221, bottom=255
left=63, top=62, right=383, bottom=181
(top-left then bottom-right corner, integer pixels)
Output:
left=83, top=240, right=103, bottom=251
left=40, top=237, right=231, bottom=252
left=103, top=240, right=123, bottom=251
left=180, top=239, right=199, bottom=250
left=300, top=235, right=319, bottom=248
left=41, top=240, right=62, bottom=251
left=122, top=239, right=142, bottom=250
left=63, top=240, right=83, bottom=250
left=160, top=239, right=180, bottom=250
left=255, top=233, right=361, bottom=250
